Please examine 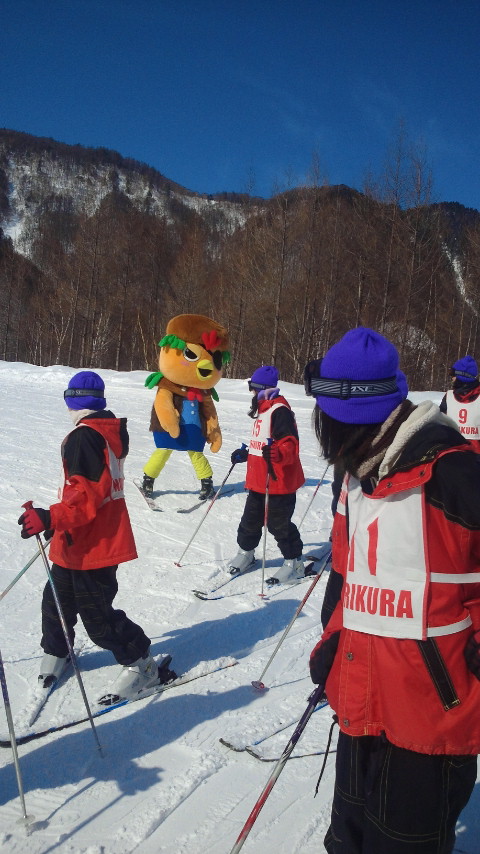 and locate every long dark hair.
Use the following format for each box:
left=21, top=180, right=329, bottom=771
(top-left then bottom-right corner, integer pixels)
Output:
left=313, top=407, right=382, bottom=475
left=248, top=392, right=260, bottom=419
